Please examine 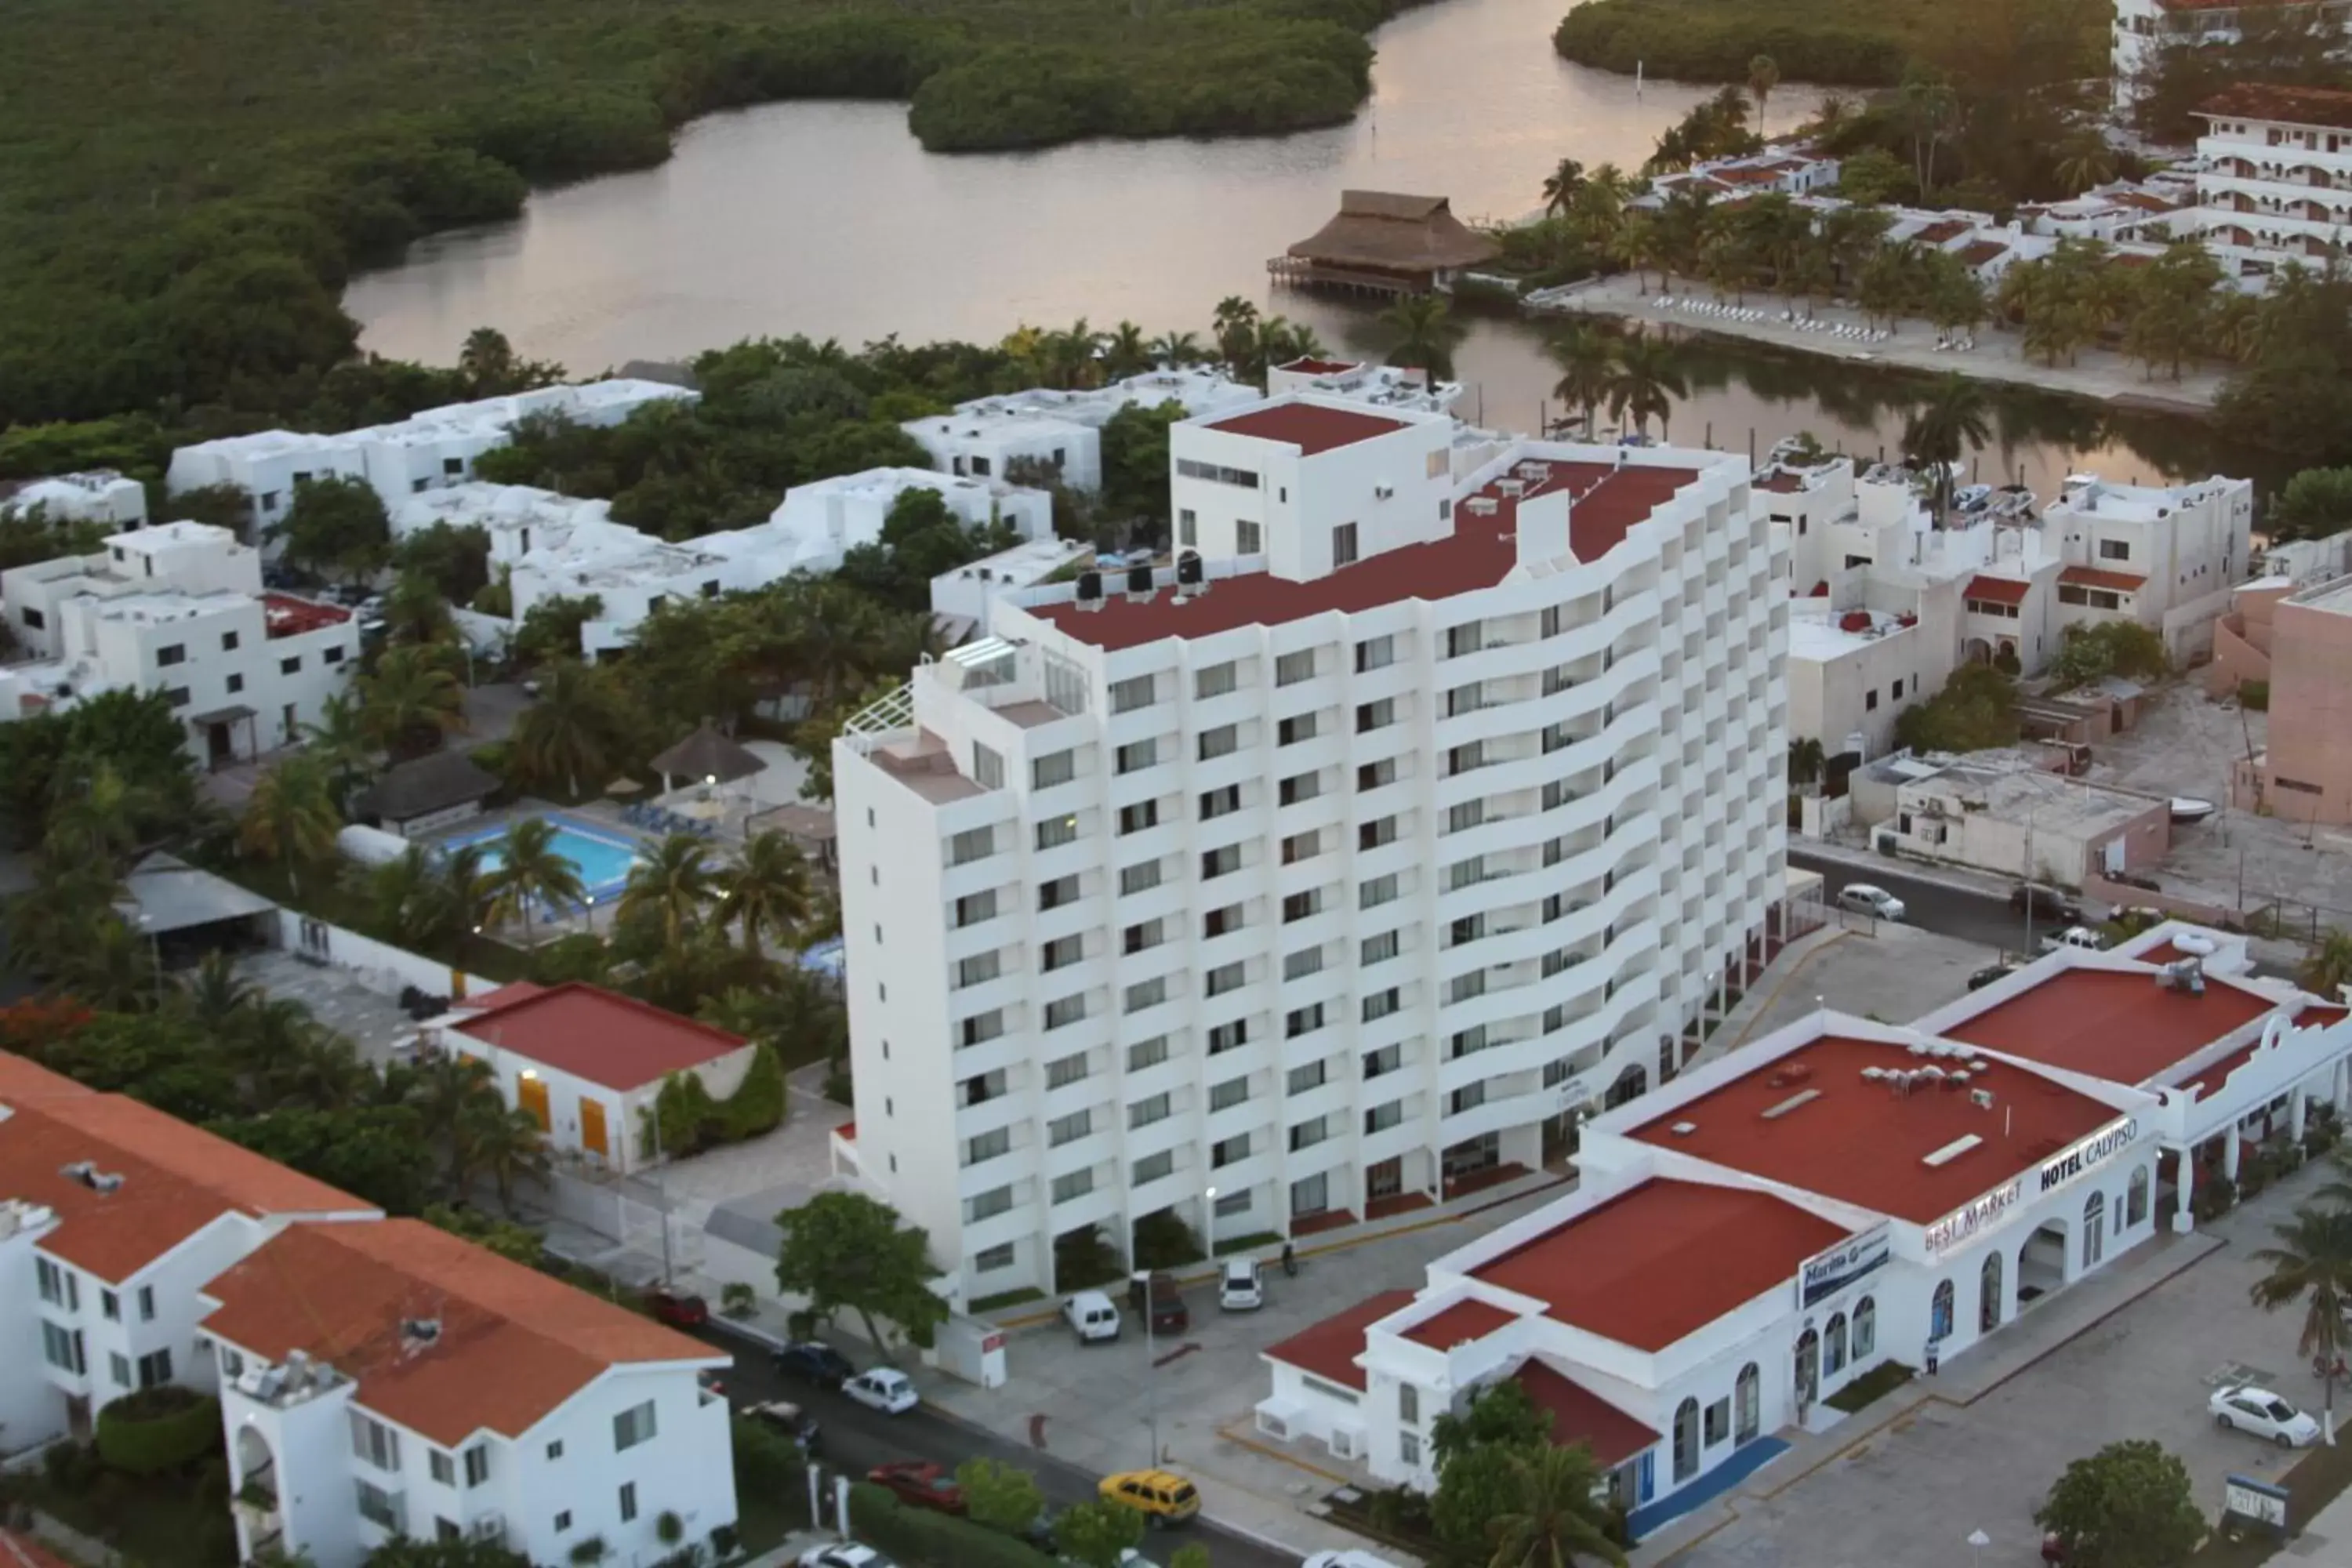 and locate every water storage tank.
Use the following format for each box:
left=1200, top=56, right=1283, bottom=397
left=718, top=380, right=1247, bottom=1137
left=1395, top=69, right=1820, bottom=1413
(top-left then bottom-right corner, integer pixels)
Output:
left=338, top=823, right=413, bottom=867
